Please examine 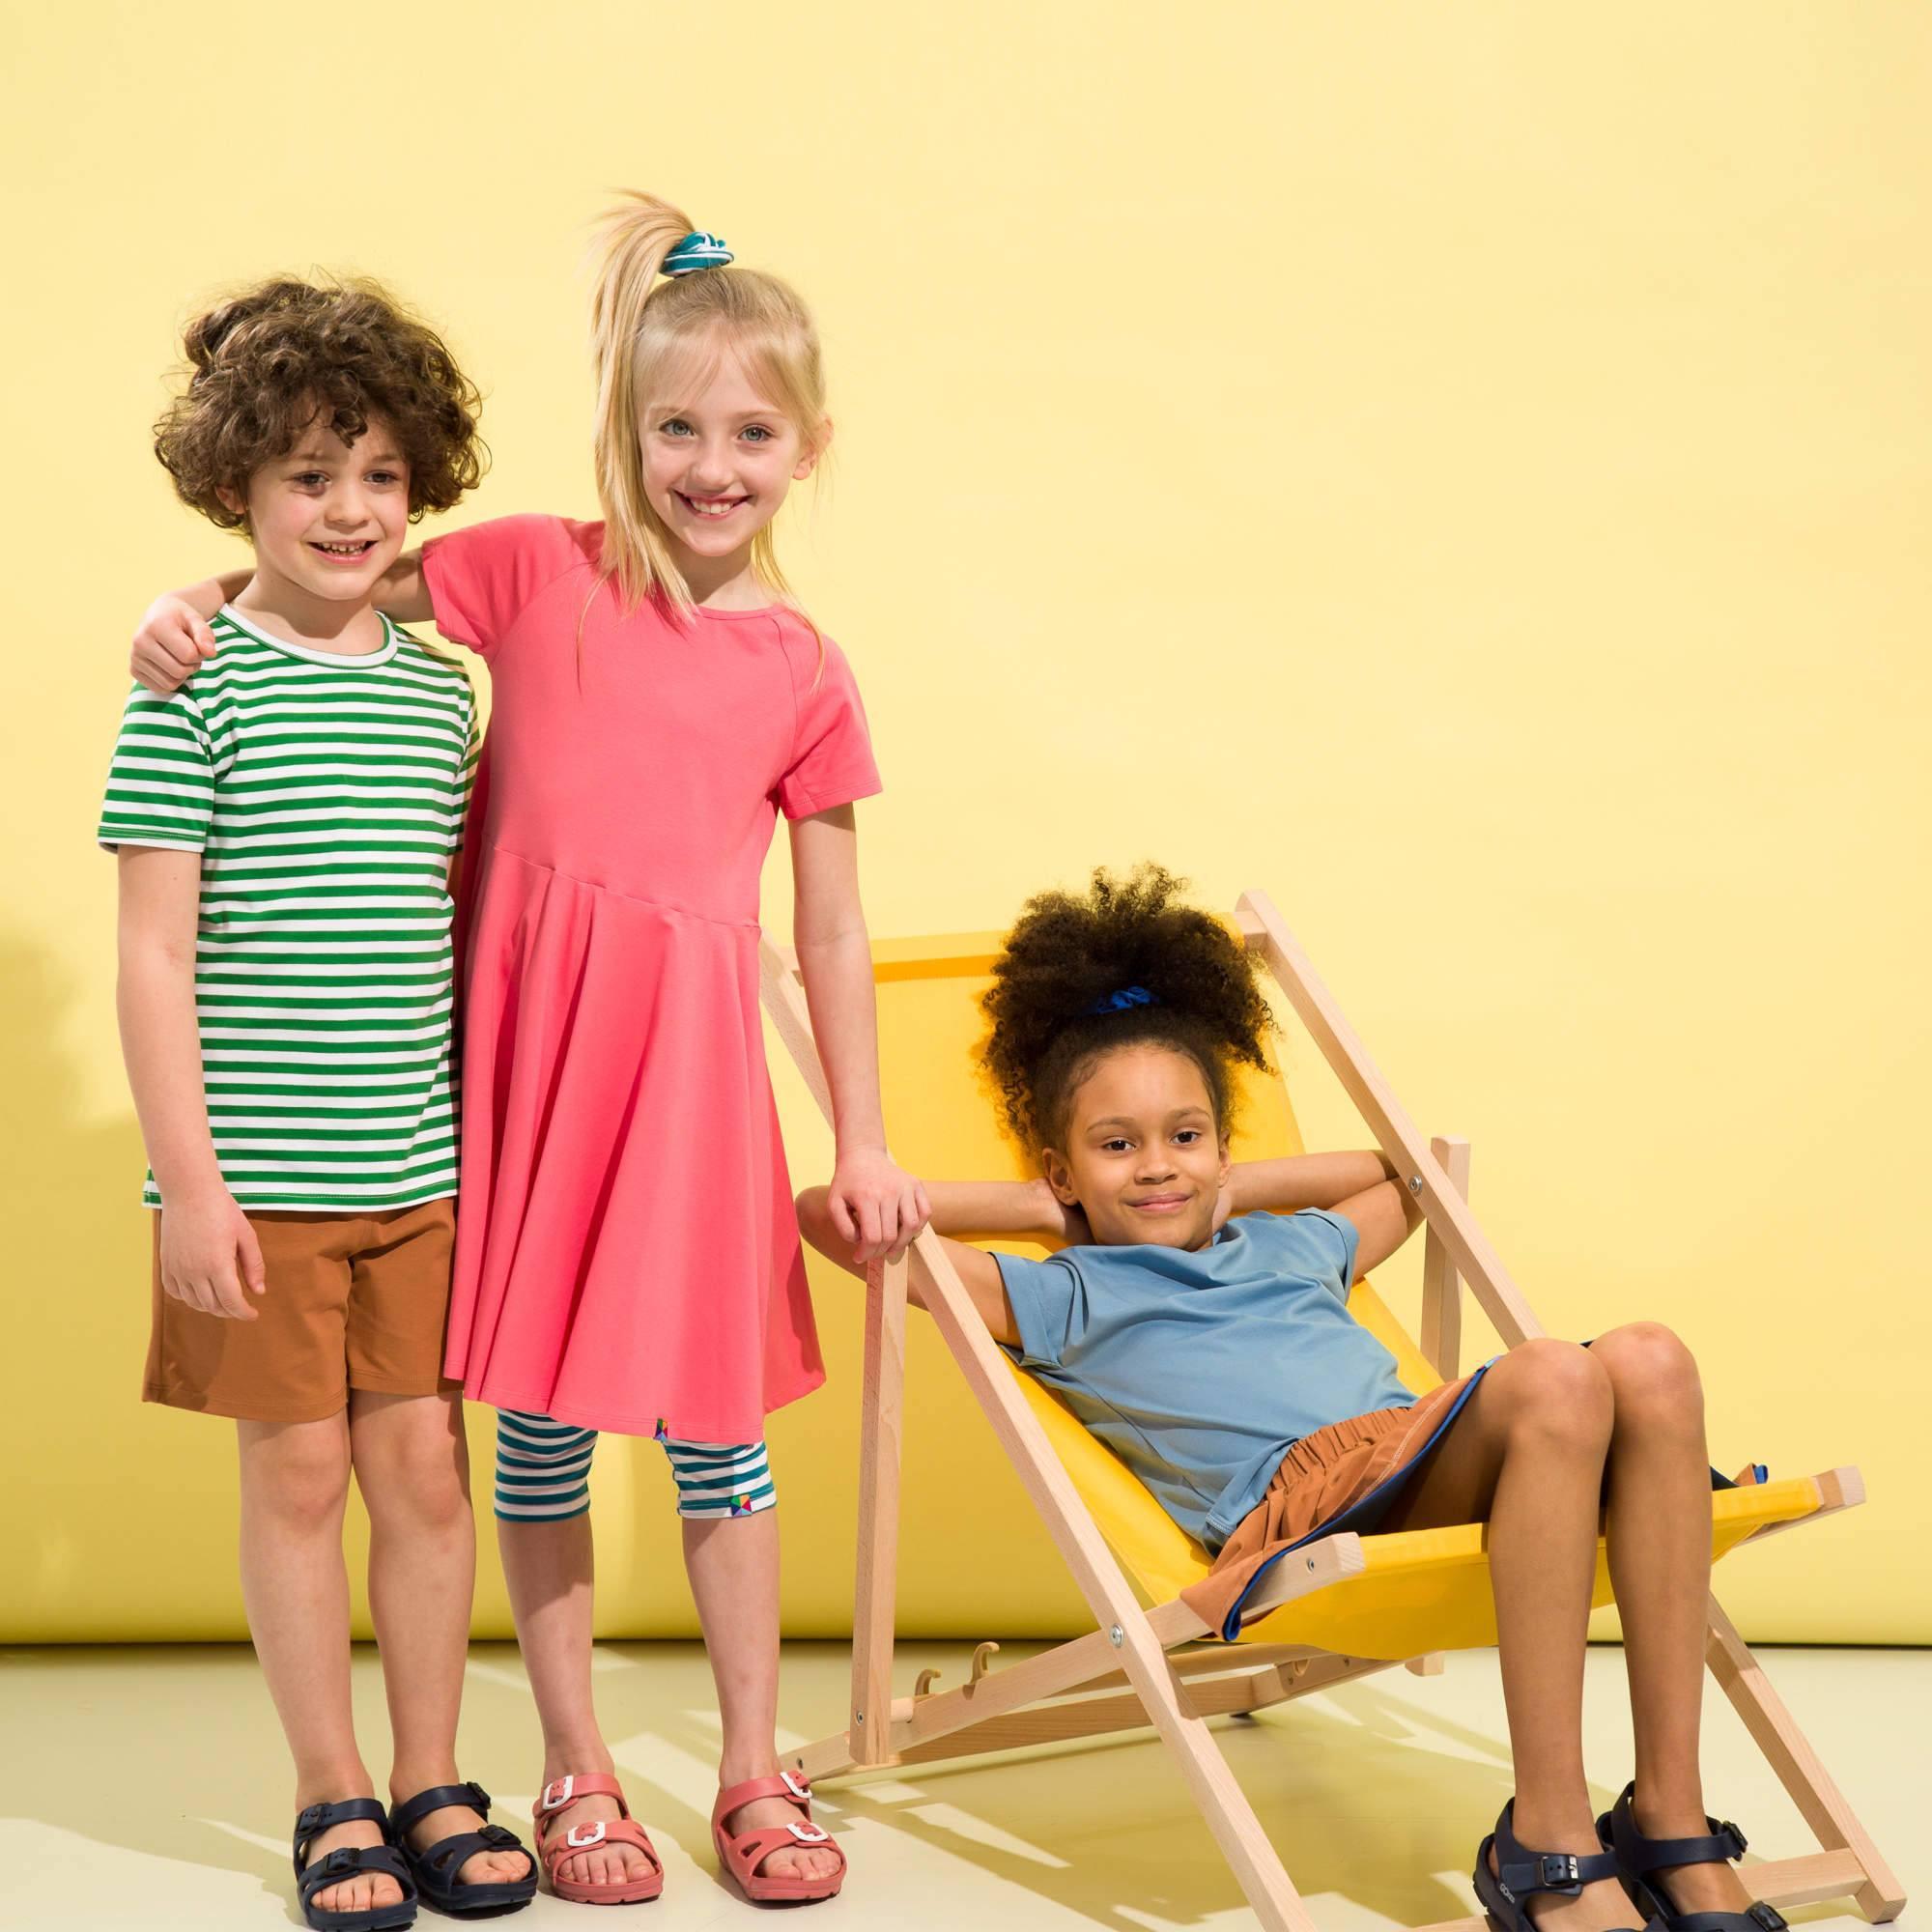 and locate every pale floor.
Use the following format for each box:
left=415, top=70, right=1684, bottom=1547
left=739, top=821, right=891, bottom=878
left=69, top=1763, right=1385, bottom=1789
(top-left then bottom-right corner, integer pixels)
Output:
left=0, top=1641, right=1919, bottom=1932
